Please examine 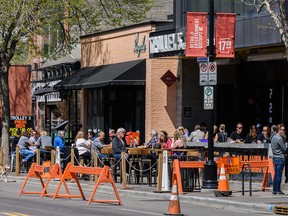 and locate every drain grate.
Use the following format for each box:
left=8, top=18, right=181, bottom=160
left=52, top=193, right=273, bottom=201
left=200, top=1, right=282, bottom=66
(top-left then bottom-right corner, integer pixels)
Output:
left=275, top=205, right=288, bottom=215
